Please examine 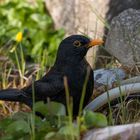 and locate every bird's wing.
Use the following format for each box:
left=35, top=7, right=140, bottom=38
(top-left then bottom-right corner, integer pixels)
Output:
left=23, top=74, right=64, bottom=99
